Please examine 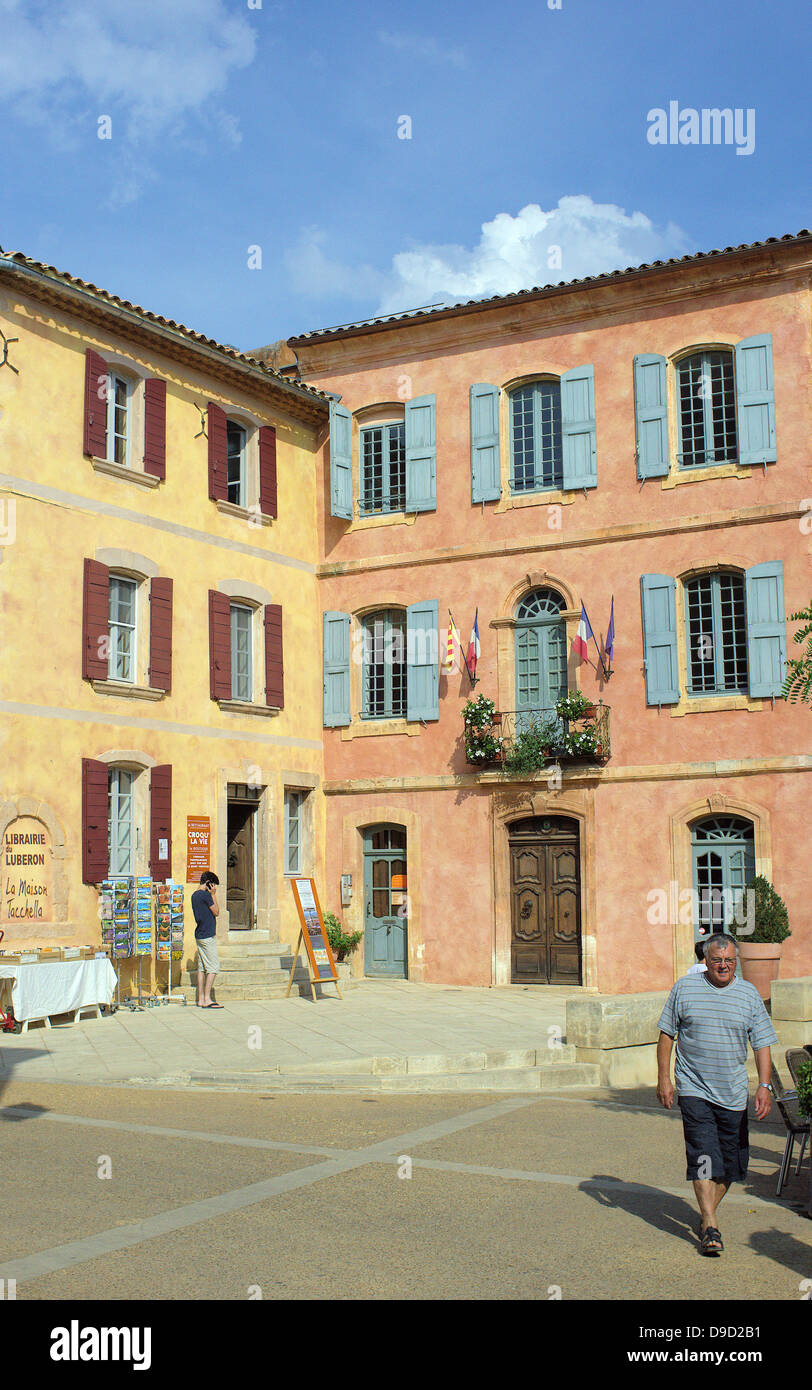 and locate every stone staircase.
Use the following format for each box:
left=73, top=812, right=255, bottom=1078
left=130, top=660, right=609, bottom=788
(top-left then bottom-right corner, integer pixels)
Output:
left=180, top=937, right=349, bottom=1003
